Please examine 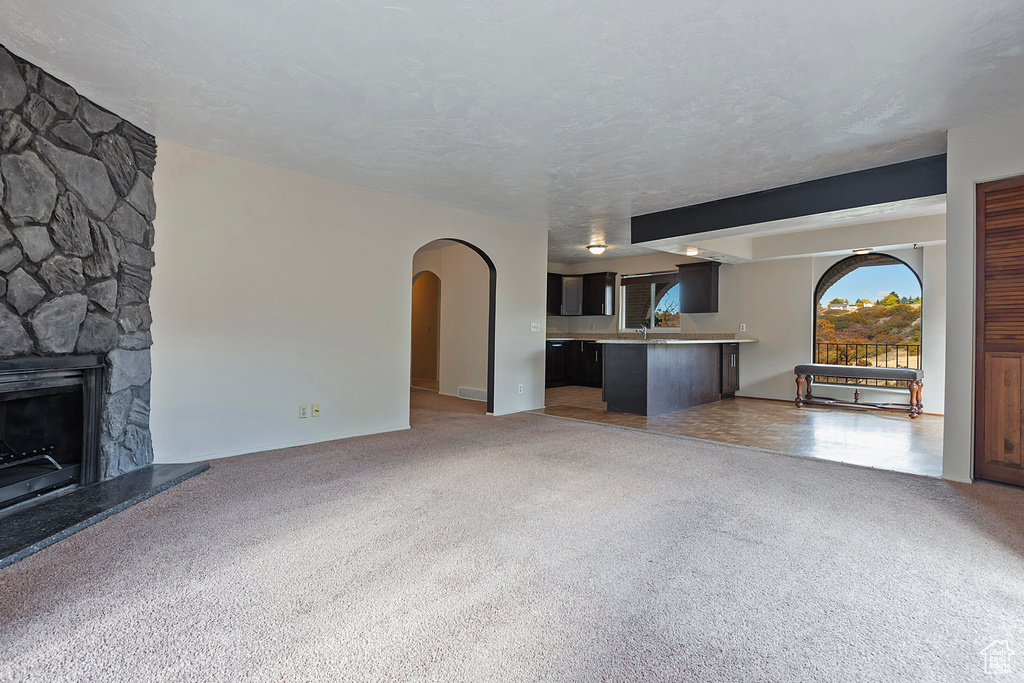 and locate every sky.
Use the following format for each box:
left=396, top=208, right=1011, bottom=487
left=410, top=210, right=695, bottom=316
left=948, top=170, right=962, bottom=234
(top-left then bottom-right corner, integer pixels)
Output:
left=819, top=264, right=921, bottom=304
